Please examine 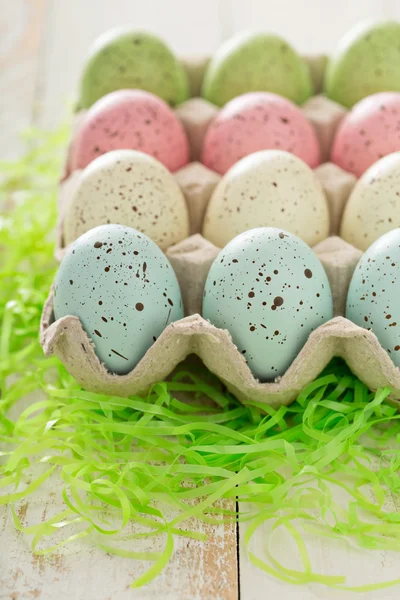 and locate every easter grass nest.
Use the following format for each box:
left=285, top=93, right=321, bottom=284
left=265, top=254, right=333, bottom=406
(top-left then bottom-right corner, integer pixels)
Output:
left=3, top=127, right=400, bottom=591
